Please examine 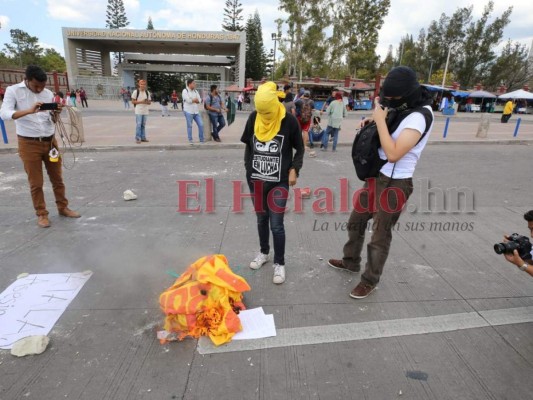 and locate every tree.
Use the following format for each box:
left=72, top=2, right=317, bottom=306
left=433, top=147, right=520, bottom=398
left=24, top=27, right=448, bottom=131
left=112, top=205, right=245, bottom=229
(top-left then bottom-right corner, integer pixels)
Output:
left=106, top=0, right=129, bottom=68
left=484, top=40, right=531, bottom=91
left=453, top=1, right=512, bottom=89
left=40, top=48, right=66, bottom=72
left=330, top=0, right=391, bottom=78
left=147, top=17, right=154, bottom=30
left=222, top=0, right=244, bottom=31
left=245, top=11, right=267, bottom=80
left=106, top=0, right=129, bottom=29
left=3, top=29, right=43, bottom=67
